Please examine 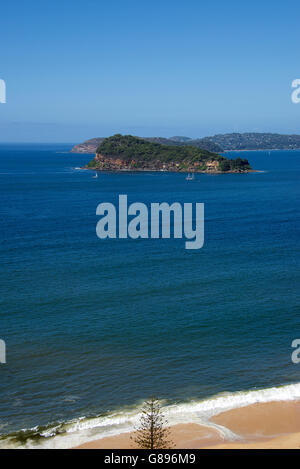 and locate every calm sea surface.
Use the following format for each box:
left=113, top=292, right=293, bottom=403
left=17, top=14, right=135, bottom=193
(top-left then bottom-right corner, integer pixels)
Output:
left=0, top=144, right=299, bottom=447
